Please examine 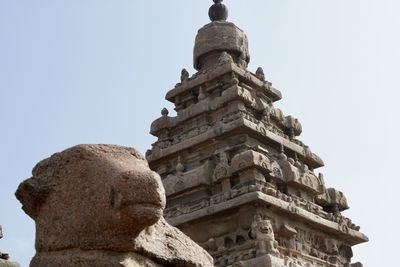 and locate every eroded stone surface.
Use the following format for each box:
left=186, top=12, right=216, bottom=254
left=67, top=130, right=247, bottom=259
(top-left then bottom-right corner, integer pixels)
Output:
left=16, top=144, right=213, bottom=267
